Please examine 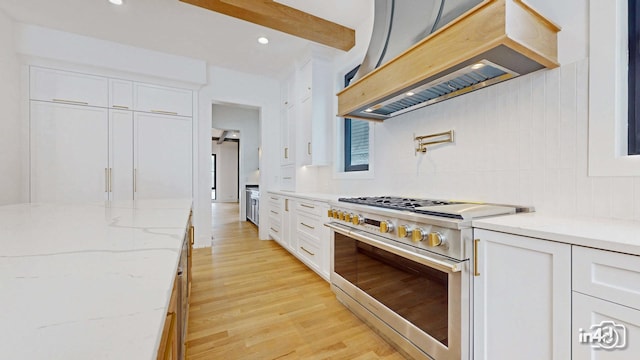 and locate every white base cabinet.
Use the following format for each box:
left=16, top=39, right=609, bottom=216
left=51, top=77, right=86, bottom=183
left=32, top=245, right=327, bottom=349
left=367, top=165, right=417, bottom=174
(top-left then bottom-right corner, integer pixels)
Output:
left=267, top=192, right=330, bottom=281
left=572, top=246, right=640, bottom=359
left=473, top=229, right=571, bottom=360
